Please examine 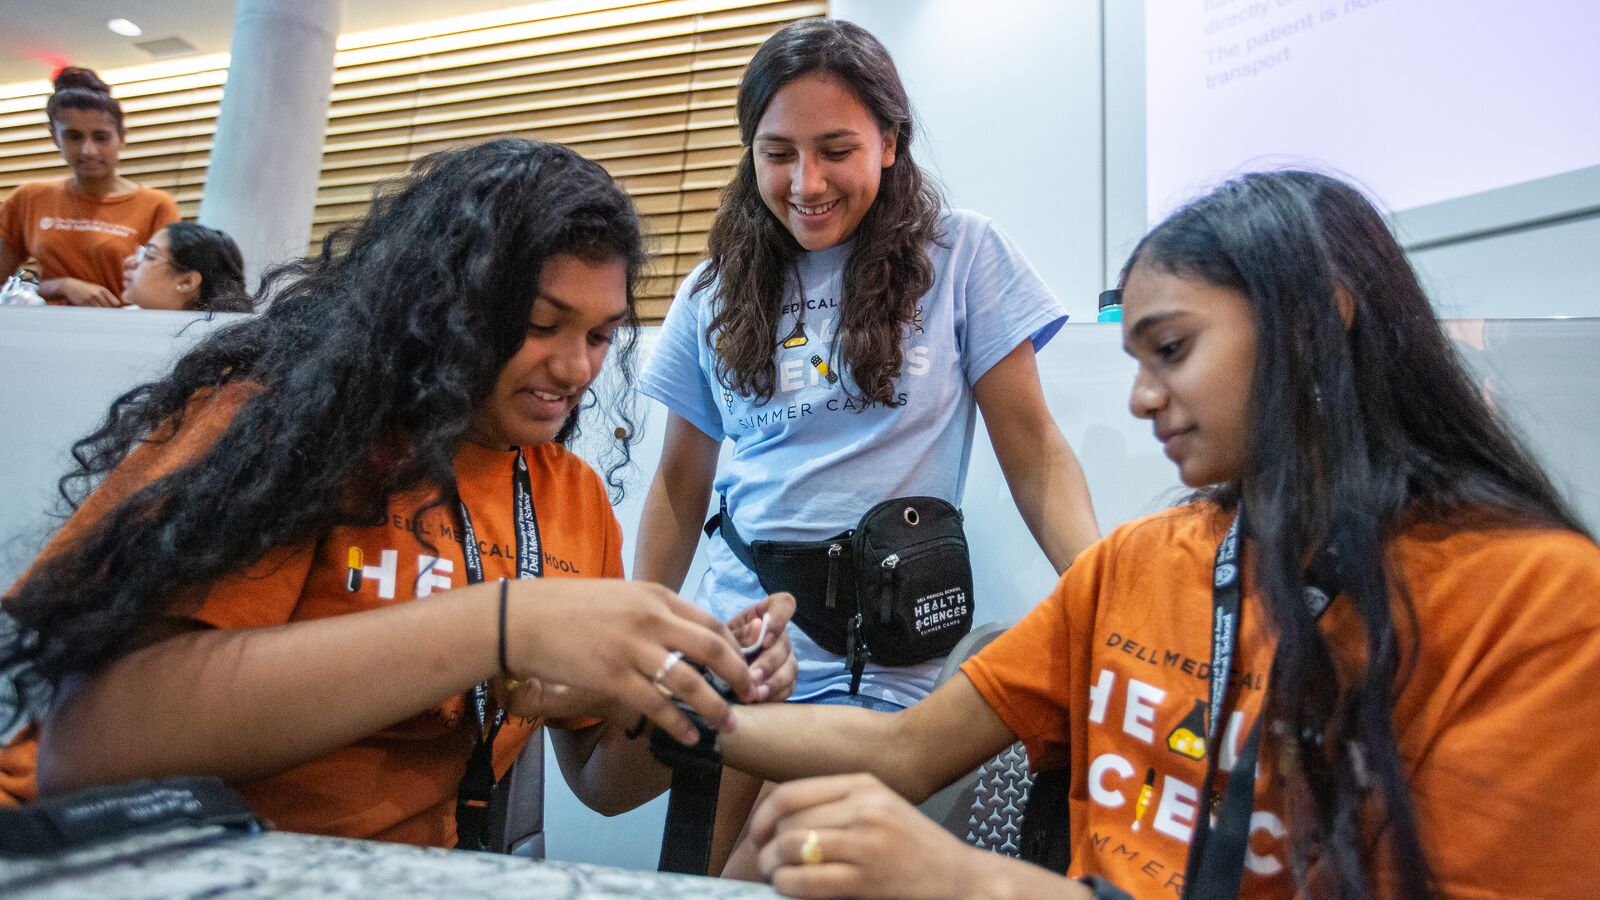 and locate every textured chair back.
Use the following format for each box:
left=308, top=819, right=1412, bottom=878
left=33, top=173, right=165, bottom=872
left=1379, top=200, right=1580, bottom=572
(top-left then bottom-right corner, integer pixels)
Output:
left=916, top=622, right=1036, bottom=857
